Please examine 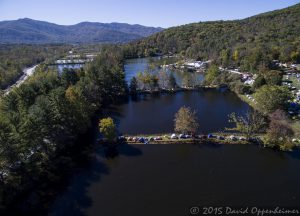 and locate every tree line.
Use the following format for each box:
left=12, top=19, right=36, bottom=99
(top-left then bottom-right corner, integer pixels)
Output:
left=0, top=46, right=127, bottom=214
